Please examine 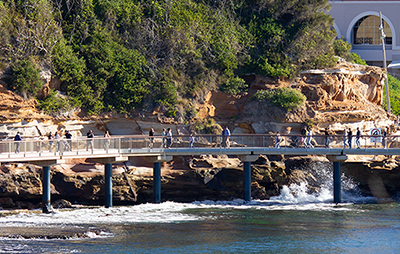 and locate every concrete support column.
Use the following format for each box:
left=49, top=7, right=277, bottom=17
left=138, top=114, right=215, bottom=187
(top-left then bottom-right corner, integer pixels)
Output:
left=105, top=163, right=113, bottom=208
left=327, top=155, right=347, bottom=204
left=238, top=155, right=259, bottom=202
left=91, top=156, right=128, bottom=208
left=243, top=161, right=251, bottom=202
left=143, top=155, right=173, bottom=204
left=333, top=162, right=341, bottom=204
left=153, top=162, right=161, bottom=203
left=42, top=165, right=53, bottom=213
